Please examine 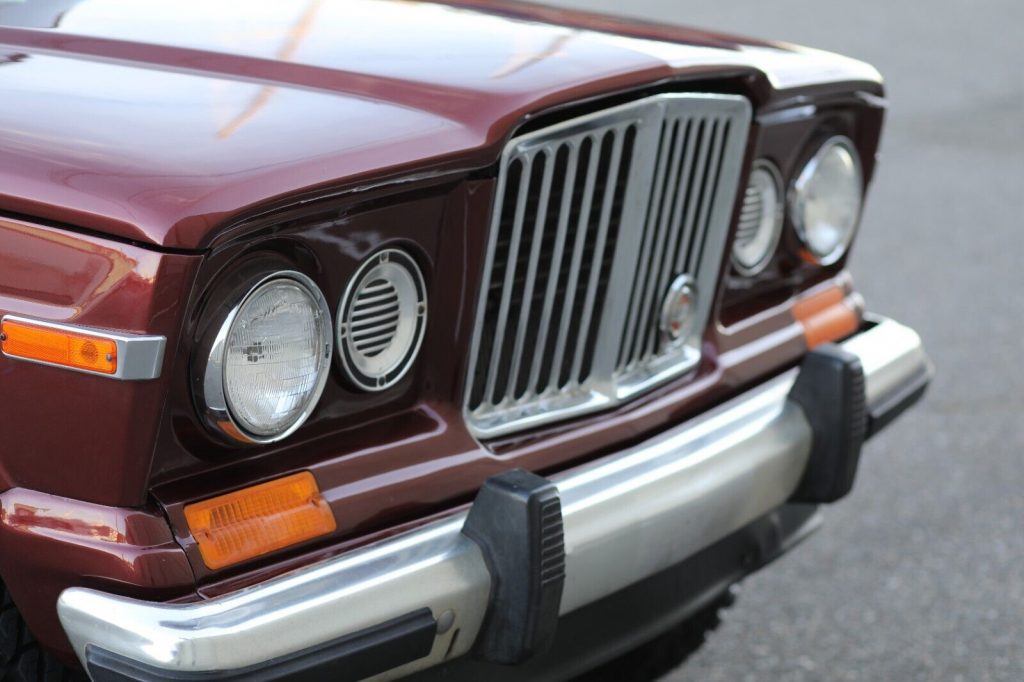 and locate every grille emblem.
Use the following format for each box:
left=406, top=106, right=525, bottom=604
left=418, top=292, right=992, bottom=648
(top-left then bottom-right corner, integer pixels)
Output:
left=660, top=275, right=698, bottom=344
